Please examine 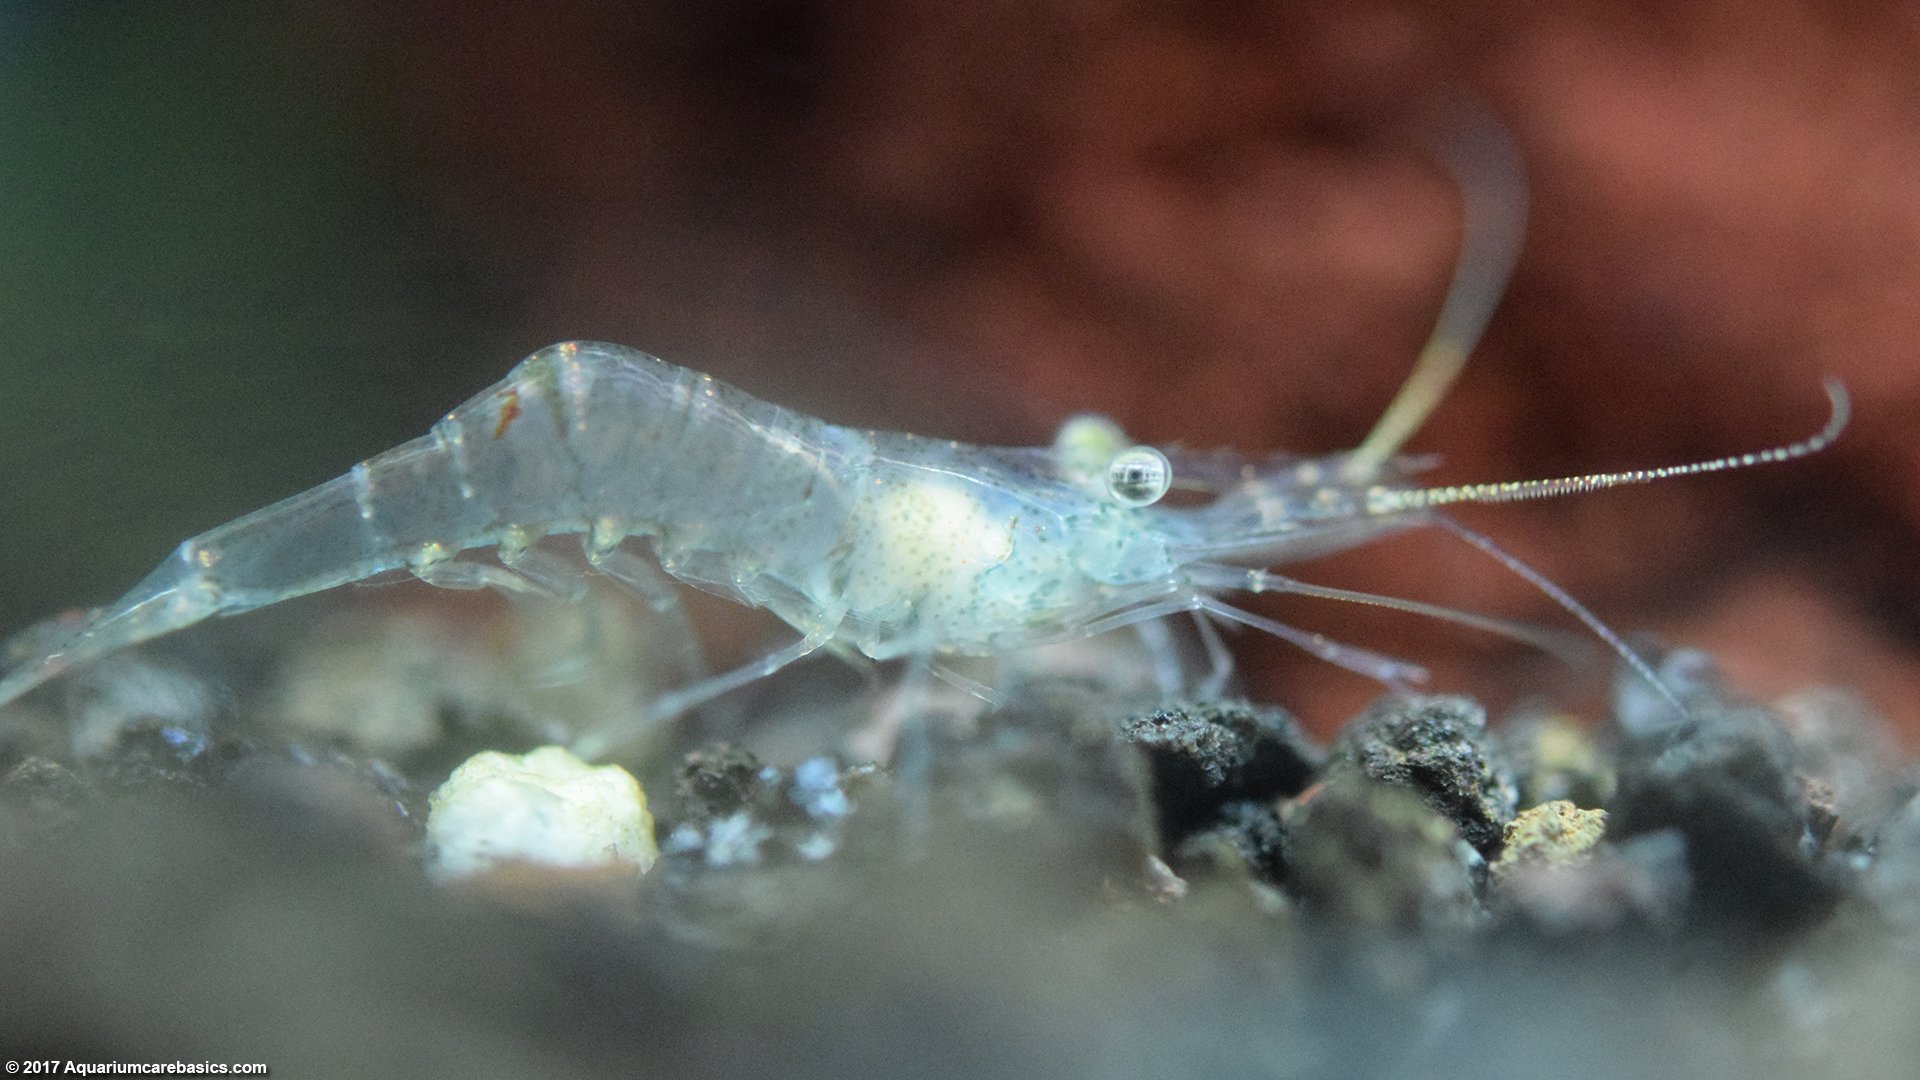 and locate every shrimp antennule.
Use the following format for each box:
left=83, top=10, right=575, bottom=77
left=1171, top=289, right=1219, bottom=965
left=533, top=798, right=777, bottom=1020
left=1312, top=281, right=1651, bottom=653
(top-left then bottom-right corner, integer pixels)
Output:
left=1367, top=377, right=1850, bottom=514
left=1376, top=382, right=1848, bottom=711
left=1342, top=106, right=1529, bottom=482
